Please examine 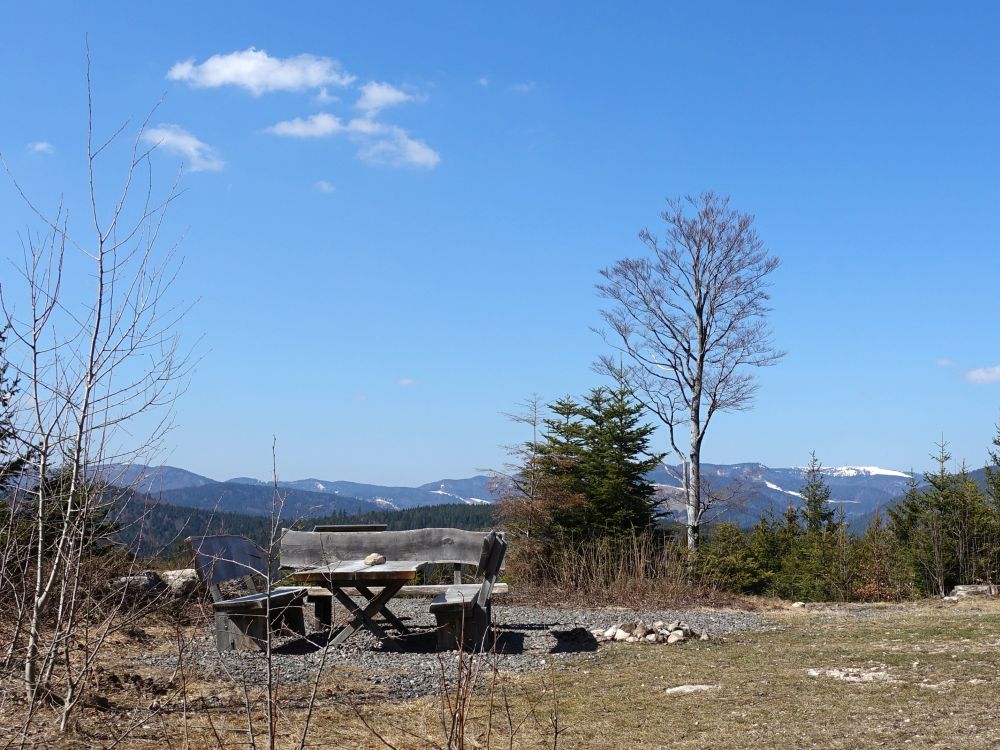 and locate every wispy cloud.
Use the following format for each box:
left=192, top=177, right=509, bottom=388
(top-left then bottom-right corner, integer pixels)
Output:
left=142, top=124, right=224, bottom=172
left=27, top=141, right=54, bottom=155
left=936, top=358, right=955, bottom=367
left=477, top=77, right=489, bottom=87
left=353, top=393, right=368, bottom=402
left=314, top=180, right=335, bottom=193
left=398, top=378, right=415, bottom=386
left=355, top=82, right=413, bottom=116
left=358, top=126, right=440, bottom=168
left=266, top=113, right=344, bottom=138
left=267, top=113, right=440, bottom=168
left=167, top=48, right=355, bottom=95
left=510, top=81, right=538, bottom=94
left=313, top=87, right=339, bottom=105
left=966, top=365, right=1000, bottom=384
